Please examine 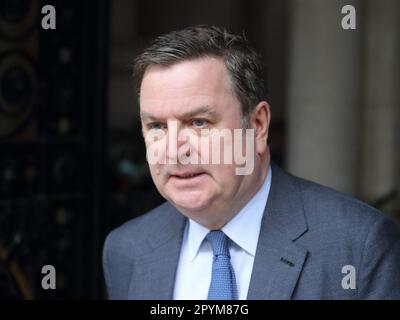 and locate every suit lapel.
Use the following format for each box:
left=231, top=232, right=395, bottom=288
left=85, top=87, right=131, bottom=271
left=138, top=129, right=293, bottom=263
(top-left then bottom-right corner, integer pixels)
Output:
left=246, top=226, right=308, bottom=299
left=128, top=205, right=186, bottom=299
left=247, top=163, right=309, bottom=299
